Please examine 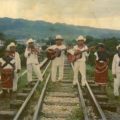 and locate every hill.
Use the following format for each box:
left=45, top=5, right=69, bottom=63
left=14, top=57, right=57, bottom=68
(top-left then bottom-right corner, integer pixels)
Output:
left=0, top=17, right=120, bottom=40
